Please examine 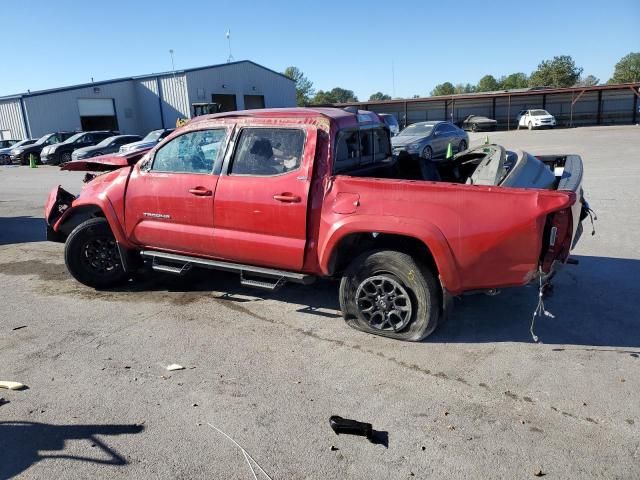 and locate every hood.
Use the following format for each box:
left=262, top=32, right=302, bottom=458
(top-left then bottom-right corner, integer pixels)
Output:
left=391, top=135, right=426, bottom=147
left=72, top=146, right=96, bottom=157
left=61, top=149, right=150, bottom=172
left=534, top=115, right=554, bottom=120
left=0, top=146, right=14, bottom=155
